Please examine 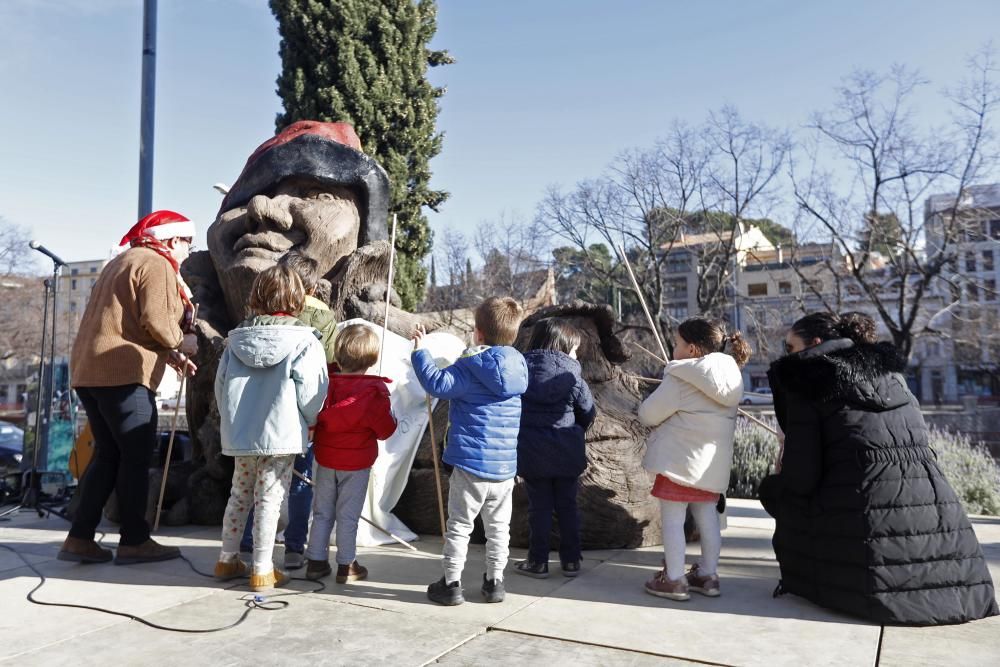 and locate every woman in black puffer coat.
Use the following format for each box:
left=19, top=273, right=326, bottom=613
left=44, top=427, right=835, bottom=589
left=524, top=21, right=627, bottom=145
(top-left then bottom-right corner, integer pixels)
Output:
left=759, top=312, right=997, bottom=626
